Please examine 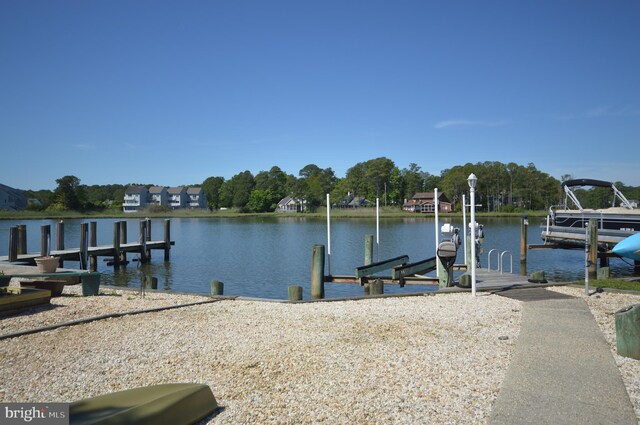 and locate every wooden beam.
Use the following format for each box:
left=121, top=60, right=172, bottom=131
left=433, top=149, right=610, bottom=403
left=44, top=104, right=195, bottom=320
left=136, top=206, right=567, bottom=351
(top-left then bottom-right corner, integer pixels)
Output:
left=392, top=257, right=437, bottom=280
